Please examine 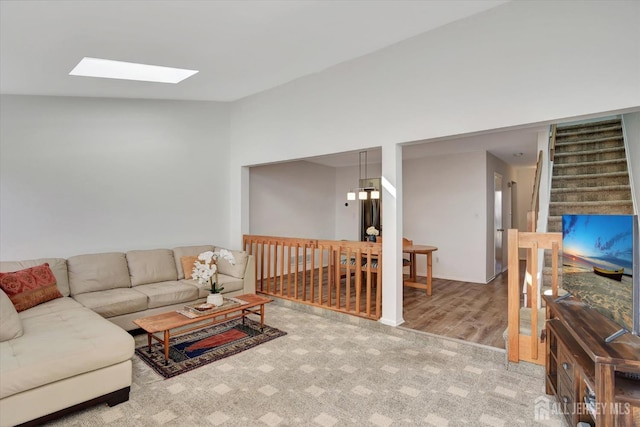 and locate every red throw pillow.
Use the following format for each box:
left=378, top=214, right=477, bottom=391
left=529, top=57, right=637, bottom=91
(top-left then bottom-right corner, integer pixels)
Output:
left=0, top=263, right=62, bottom=312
